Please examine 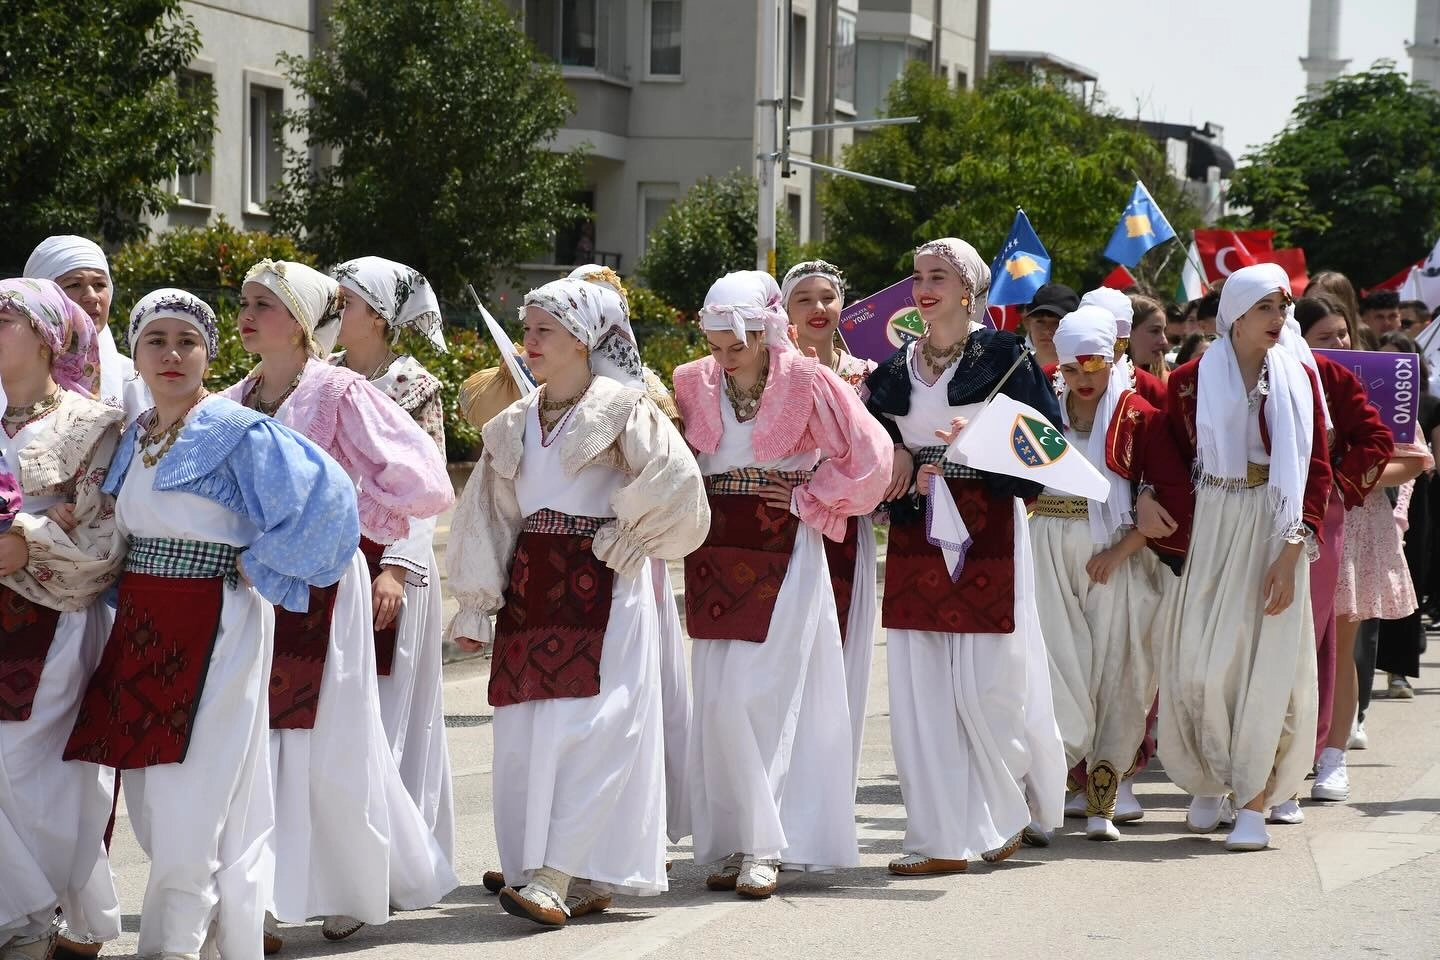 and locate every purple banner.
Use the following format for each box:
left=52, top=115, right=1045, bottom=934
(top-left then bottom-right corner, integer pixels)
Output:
left=1314, top=349, right=1420, bottom=444
left=838, top=279, right=924, bottom=365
